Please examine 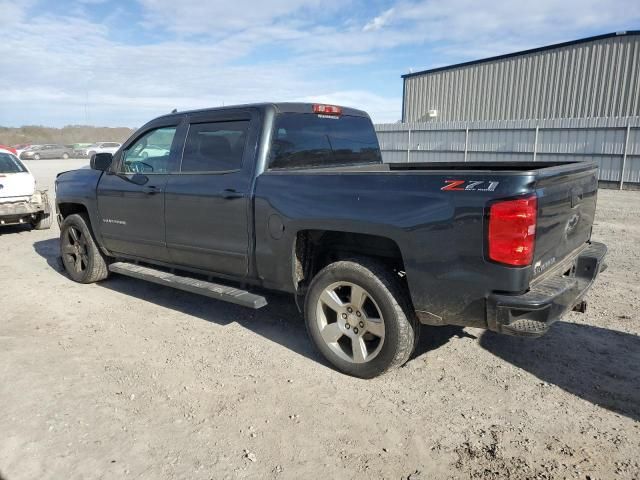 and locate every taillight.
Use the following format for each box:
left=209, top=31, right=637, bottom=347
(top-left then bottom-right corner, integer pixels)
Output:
left=488, top=196, right=537, bottom=266
left=312, top=104, right=342, bottom=115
